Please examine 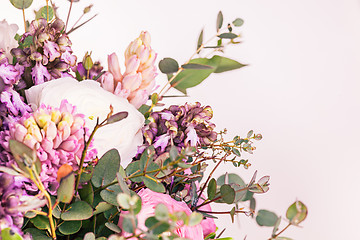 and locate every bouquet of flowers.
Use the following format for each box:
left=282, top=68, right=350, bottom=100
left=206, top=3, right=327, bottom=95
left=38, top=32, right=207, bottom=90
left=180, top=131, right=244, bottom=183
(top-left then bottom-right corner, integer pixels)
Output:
left=0, top=1, right=307, bottom=239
